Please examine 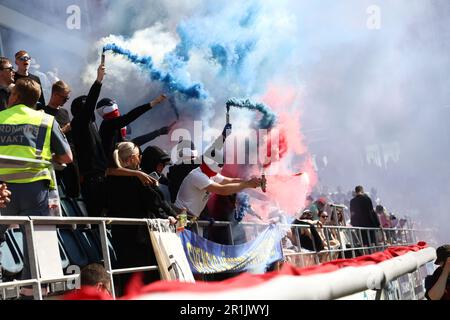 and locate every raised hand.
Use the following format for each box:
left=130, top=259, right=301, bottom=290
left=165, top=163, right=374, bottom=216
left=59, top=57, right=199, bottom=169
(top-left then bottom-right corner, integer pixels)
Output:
left=150, top=94, right=167, bottom=107
left=97, top=63, right=106, bottom=83
left=246, top=177, right=262, bottom=189
left=222, top=123, right=232, bottom=139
